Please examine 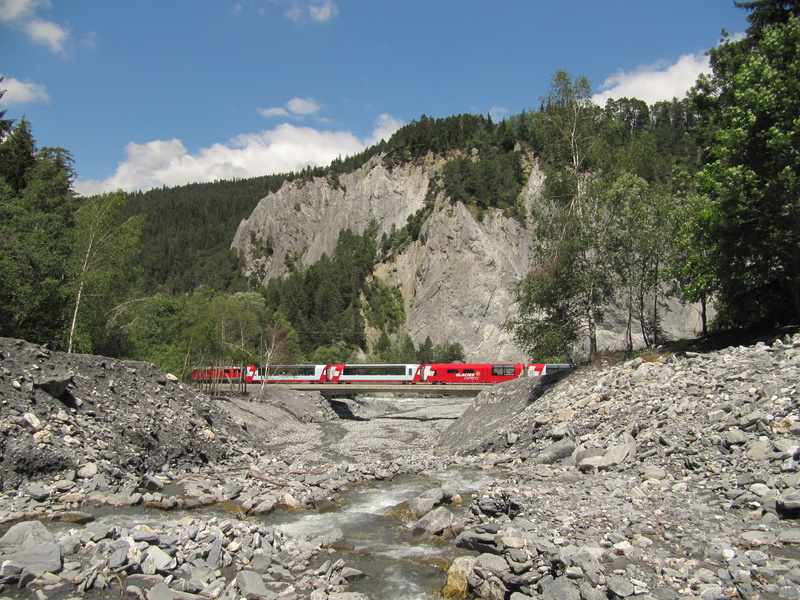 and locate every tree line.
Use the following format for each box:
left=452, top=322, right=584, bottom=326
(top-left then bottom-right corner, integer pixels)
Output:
left=0, top=108, right=143, bottom=355
left=506, top=0, right=800, bottom=361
